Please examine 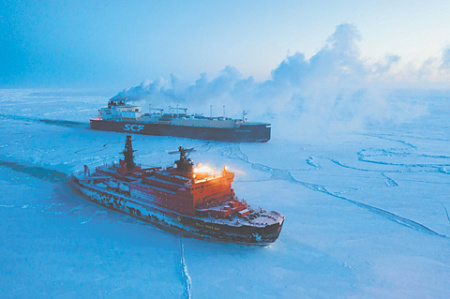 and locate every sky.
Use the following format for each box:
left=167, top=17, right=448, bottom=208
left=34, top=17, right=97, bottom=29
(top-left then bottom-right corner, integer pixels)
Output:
left=1, top=0, right=450, bottom=89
